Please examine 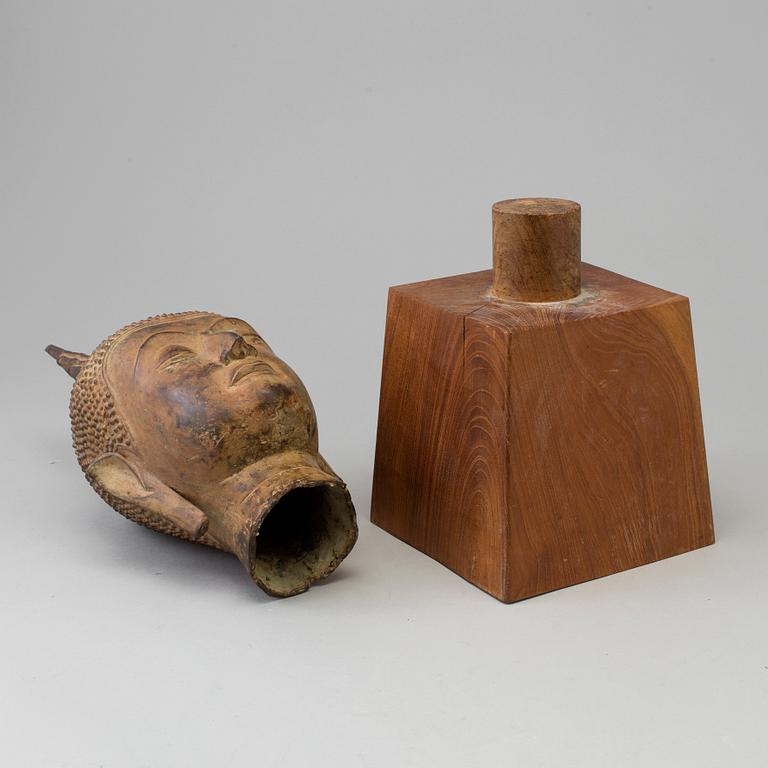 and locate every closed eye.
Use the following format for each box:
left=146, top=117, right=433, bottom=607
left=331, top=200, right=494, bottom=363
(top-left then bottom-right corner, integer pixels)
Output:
left=157, top=346, right=196, bottom=370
